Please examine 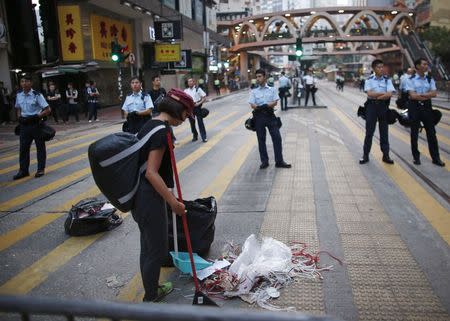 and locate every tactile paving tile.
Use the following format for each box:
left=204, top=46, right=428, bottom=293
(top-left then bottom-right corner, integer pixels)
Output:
left=338, top=221, right=398, bottom=235
left=404, top=312, right=450, bottom=321
left=277, top=278, right=326, bottom=313
left=386, top=265, right=431, bottom=288
left=347, top=264, right=392, bottom=287
left=331, top=195, right=358, bottom=204
left=340, top=234, right=376, bottom=248
left=358, top=211, right=391, bottom=223
left=392, top=286, right=448, bottom=314
left=377, top=248, right=419, bottom=266
left=342, top=247, right=382, bottom=265
left=352, top=286, right=404, bottom=321
left=333, top=203, right=360, bottom=214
